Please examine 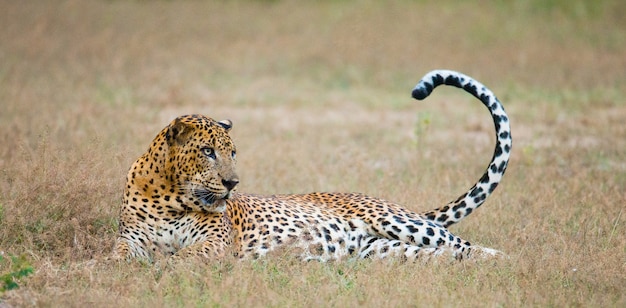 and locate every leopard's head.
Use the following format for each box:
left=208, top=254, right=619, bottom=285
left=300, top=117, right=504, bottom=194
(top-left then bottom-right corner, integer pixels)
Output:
left=163, top=114, right=239, bottom=212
